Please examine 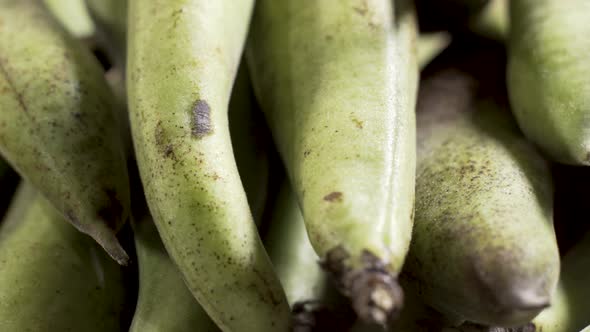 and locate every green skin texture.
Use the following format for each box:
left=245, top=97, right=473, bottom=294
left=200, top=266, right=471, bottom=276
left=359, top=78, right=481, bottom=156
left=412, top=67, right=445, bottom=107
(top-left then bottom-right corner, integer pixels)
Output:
left=44, top=0, right=96, bottom=38
left=127, top=1, right=290, bottom=331
left=407, top=67, right=560, bottom=326
left=247, top=0, right=418, bottom=321
left=526, top=232, right=590, bottom=332
left=508, top=0, right=590, bottom=165
left=85, top=0, right=127, bottom=67
left=130, top=214, right=220, bottom=332
left=129, top=65, right=268, bottom=332
left=0, top=0, right=130, bottom=264
left=0, top=184, right=125, bottom=331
